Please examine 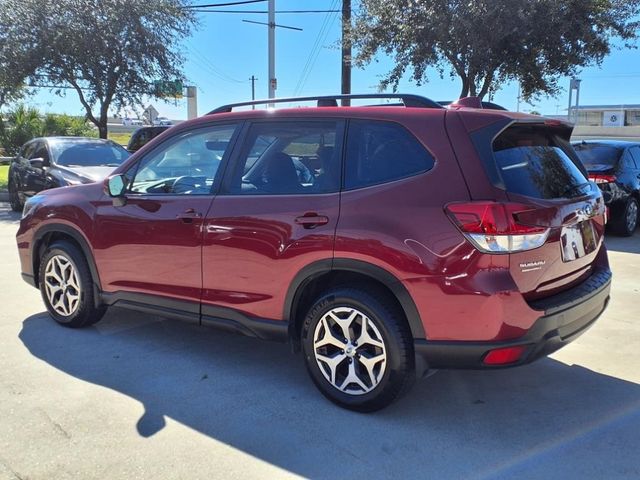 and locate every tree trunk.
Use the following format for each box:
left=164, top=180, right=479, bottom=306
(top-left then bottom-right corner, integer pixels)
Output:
left=98, top=121, right=108, bottom=139
left=469, top=79, right=477, bottom=97
left=459, top=76, right=470, bottom=98
left=478, top=72, right=494, bottom=100
left=97, top=108, right=109, bottom=139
